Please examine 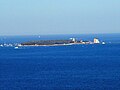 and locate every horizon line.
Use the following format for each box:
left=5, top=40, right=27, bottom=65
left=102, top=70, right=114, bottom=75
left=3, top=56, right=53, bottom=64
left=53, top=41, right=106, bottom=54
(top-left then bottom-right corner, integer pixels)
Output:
left=0, top=33, right=120, bottom=36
